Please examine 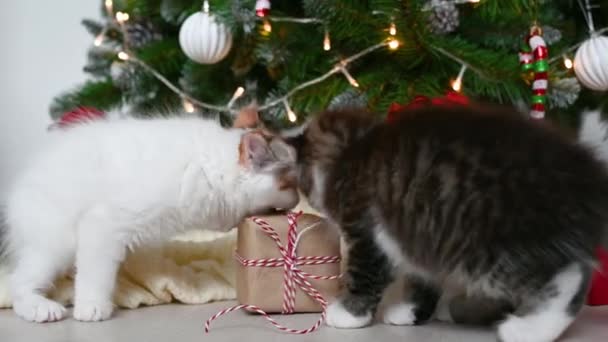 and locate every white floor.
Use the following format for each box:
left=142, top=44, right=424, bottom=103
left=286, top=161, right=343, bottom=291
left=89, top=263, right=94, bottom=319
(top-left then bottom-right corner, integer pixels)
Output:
left=1, top=302, right=606, bottom=342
